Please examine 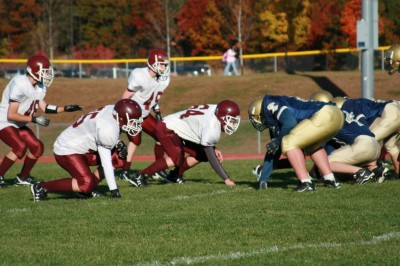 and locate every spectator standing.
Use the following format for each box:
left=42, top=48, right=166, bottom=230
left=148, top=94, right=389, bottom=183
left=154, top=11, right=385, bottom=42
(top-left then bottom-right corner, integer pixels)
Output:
left=222, top=47, right=239, bottom=76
